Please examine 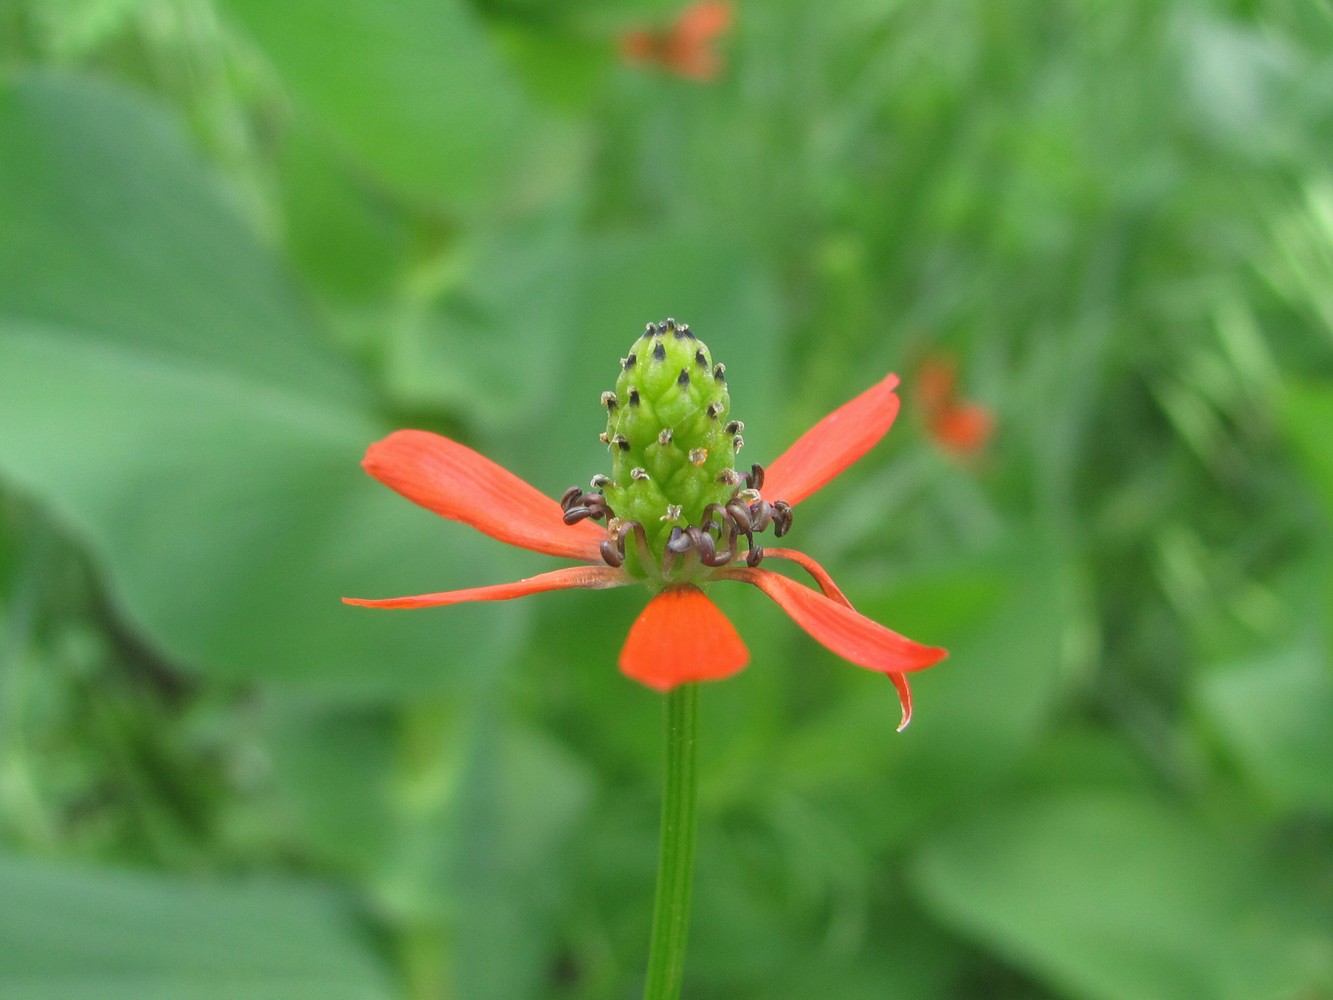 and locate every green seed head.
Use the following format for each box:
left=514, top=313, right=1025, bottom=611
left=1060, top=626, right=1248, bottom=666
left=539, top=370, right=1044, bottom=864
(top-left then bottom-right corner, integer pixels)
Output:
left=600, top=319, right=740, bottom=571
